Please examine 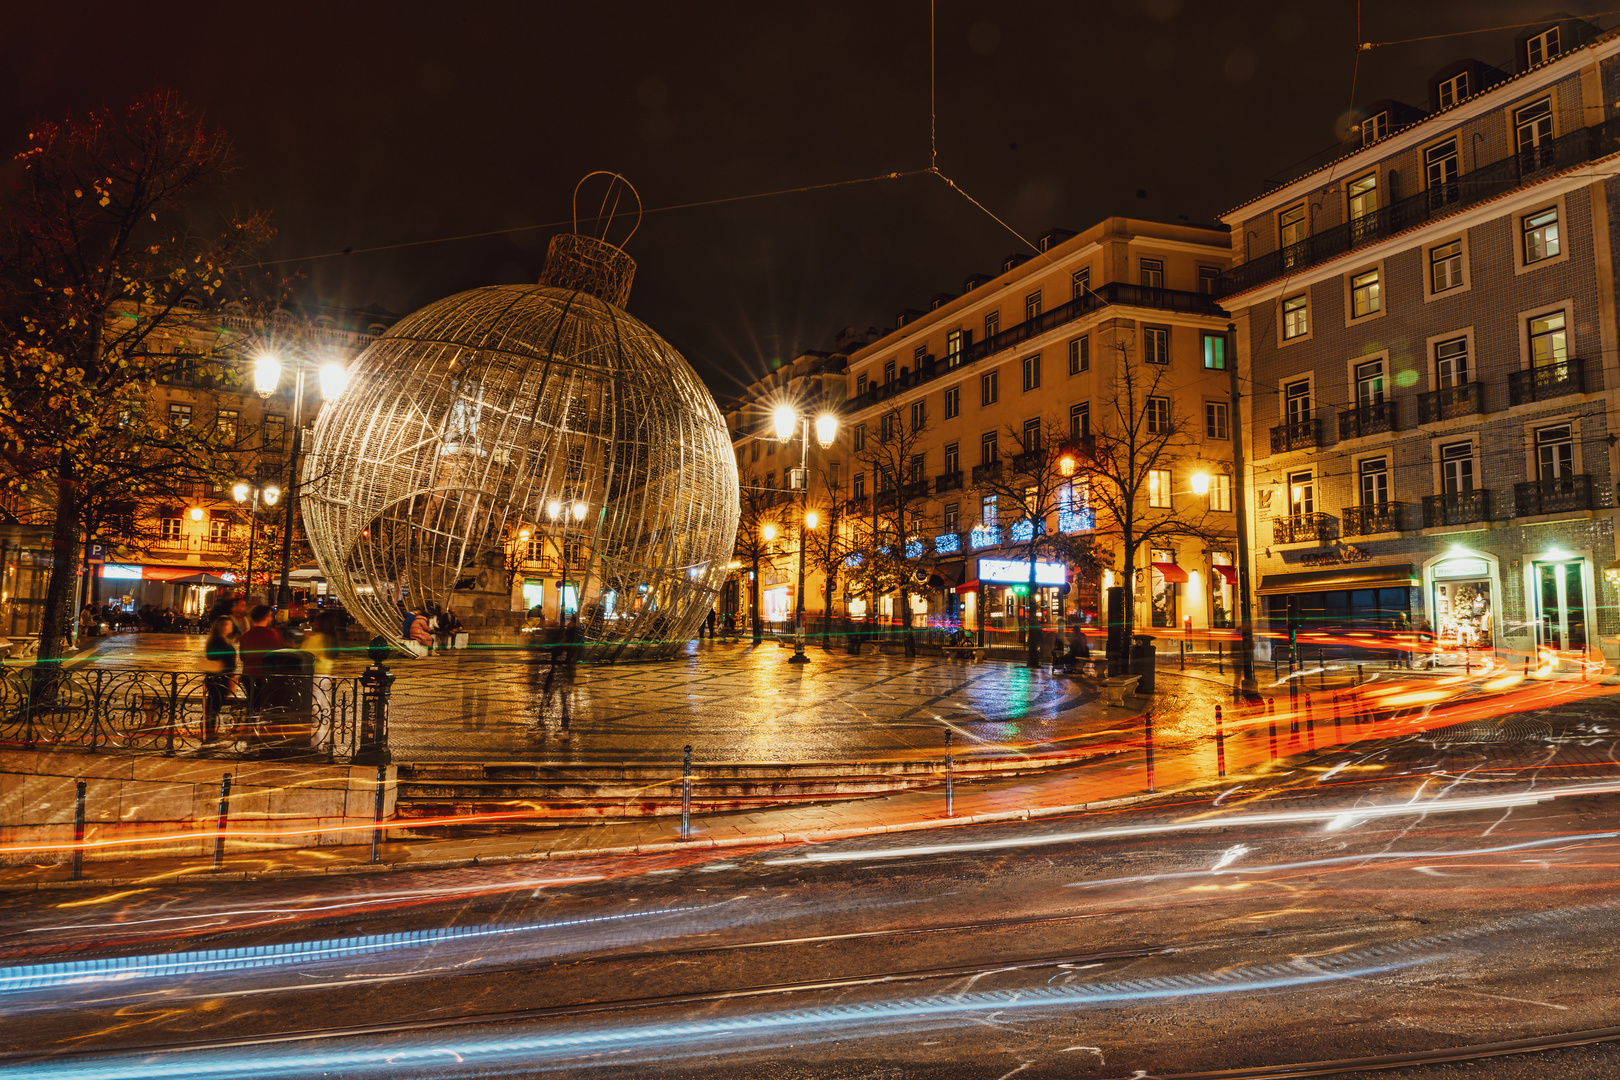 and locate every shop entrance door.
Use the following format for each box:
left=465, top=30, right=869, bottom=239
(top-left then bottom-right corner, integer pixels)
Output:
left=1535, top=561, right=1588, bottom=653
